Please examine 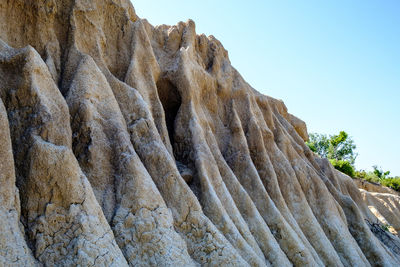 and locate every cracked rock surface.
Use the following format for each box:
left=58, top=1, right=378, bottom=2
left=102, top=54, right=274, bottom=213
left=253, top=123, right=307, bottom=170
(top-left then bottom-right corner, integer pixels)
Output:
left=0, top=0, right=399, bottom=266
